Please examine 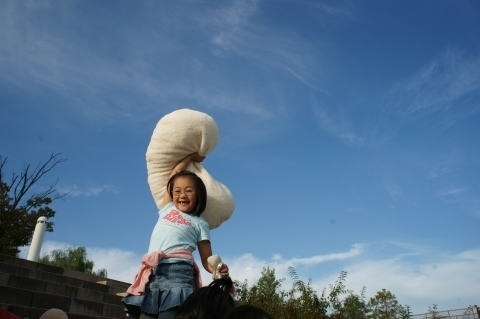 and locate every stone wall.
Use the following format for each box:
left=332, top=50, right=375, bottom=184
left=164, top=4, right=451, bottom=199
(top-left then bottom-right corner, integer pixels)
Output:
left=0, top=254, right=130, bottom=319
